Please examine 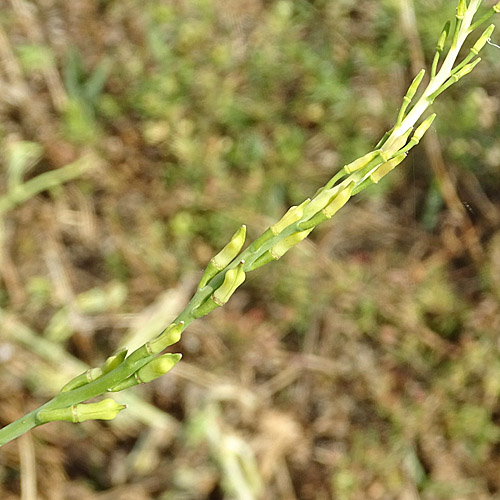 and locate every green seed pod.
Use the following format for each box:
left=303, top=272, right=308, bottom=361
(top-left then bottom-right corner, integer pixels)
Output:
left=135, top=353, right=182, bottom=383
left=109, top=353, right=182, bottom=391
left=193, top=263, right=246, bottom=318
left=251, top=228, right=275, bottom=252
left=343, top=149, right=381, bottom=174
left=370, top=154, right=406, bottom=184
left=60, top=366, right=105, bottom=392
left=453, top=58, right=481, bottom=80
left=102, top=348, right=128, bottom=374
left=198, top=226, right=246, bottom=288
left=270, top=199, right=310, bottom=236
left=436, top=22, right=450, bottom=52
left=380, top=127, right=412, bottom=161
left=126, top=322, right=184, bottom=363
left=495, top=2, right=500, bottom=14
left=412, top=114, right=436, bottom=143
left=269, top=228, right=313, bottom=260
left=406, top=69, right=426, bottom=101
left=246, top=250, right=277, bottom=271
left=148, top=322, right=184, bottom=354
left=36, top=399, right=127, bottom=424
left=302, top=186, right=339, bottom=219
left=212, top=263, right=246, bottom=305
left=322, top=182, right=355, bottom=218
left=471, top=24, right=495, bottom=55
left=456, top=0, right=466, bottom=20
left=298, top=182, right=355, bottom=230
